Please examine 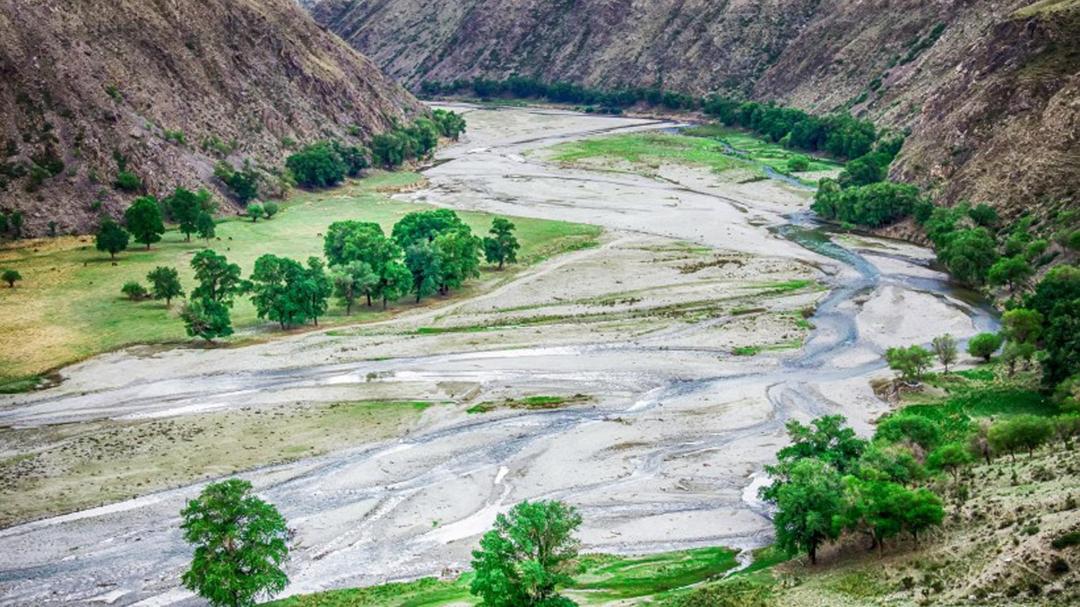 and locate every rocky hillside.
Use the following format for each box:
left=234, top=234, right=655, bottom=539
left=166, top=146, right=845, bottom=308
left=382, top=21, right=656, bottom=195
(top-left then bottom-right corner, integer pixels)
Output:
left=0, top=0, right=424, bottom=237
left=311, top=0, right=1079, bottom=218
